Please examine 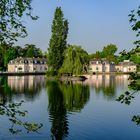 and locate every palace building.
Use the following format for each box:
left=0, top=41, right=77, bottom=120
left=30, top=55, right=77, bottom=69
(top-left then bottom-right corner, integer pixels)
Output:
left=8, top=57, right=48, bottom=73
